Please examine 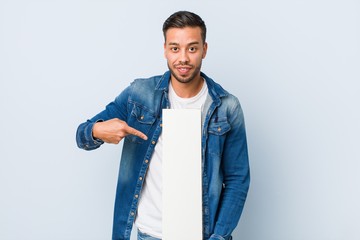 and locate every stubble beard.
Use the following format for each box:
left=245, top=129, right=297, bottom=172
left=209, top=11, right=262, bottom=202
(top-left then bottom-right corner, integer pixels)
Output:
left=168, top=62, right=202, bottom=84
